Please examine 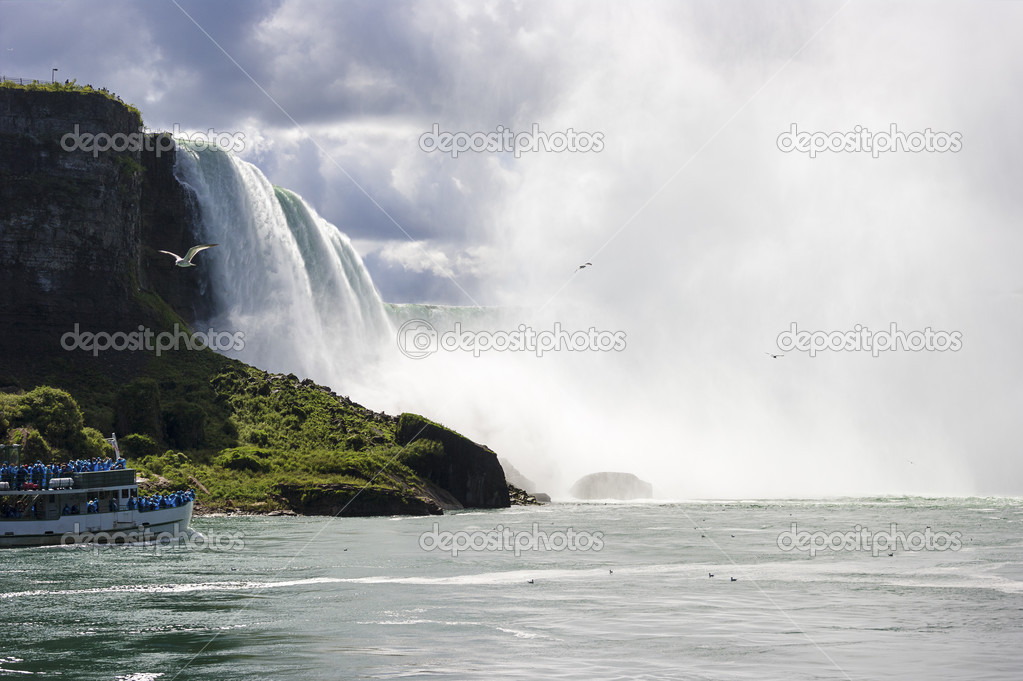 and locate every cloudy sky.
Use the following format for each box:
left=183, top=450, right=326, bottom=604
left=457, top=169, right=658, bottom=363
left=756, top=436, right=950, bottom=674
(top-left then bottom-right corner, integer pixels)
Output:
left=3, top=1, right=1022, bottom=497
